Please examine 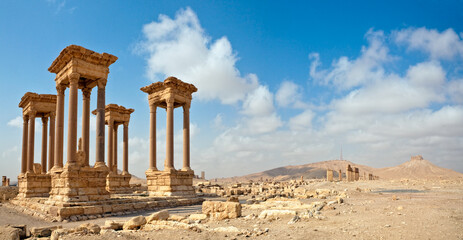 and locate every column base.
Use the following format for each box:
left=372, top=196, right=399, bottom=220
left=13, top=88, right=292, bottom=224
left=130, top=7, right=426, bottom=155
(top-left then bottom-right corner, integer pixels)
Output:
left=17, top=172, right=51, bottom=198
left=106, top=172, right=132, bottom=194
left=146, top=170, right=195, bottom=197
left=48, top=163, right=110, bottom=203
